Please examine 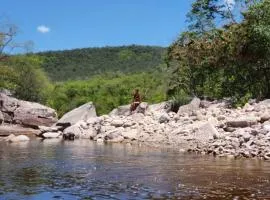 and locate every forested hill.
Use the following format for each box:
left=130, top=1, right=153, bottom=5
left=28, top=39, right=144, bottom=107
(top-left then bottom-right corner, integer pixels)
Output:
left=36, top=45, right=167, bottom=81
